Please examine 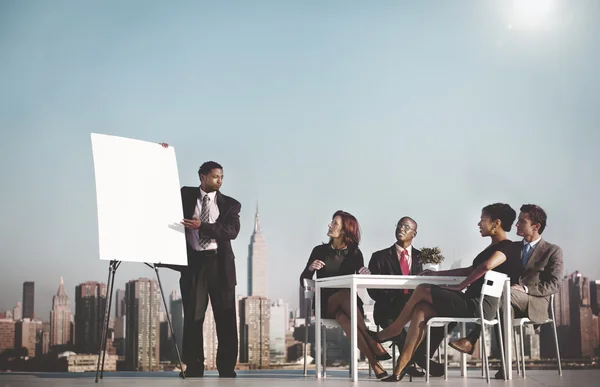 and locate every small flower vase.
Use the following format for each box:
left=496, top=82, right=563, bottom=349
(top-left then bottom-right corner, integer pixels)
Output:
left=422, top=263, right=440, bottom=271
